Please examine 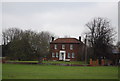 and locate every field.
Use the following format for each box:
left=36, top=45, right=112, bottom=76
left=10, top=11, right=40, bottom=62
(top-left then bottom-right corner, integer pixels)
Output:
left=2, top=63, right=118, bottom=79
left=7, top=60, right=85, bottom=64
